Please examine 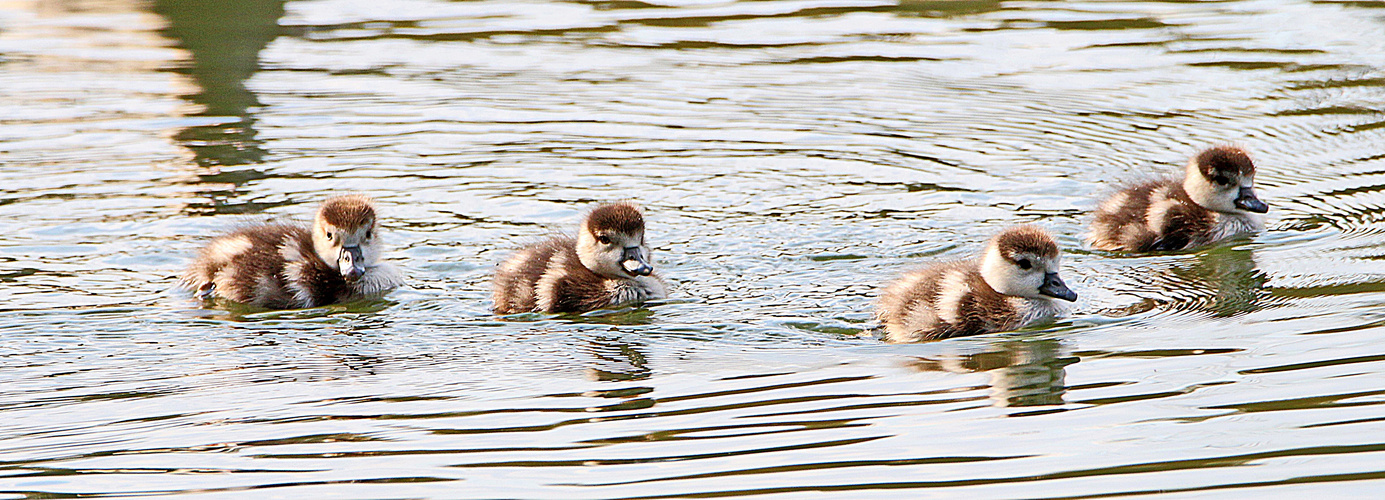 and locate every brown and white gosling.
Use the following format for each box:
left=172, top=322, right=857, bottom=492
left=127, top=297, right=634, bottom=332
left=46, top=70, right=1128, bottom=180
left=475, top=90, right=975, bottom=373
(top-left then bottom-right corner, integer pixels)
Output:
left=876, top=226, right=1077, bottom=342
left=182, top=195, right=404, bottom=309
left=492, top=202, right=668, bottom=314
left=1088, top=146, right=1269, bottom=252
